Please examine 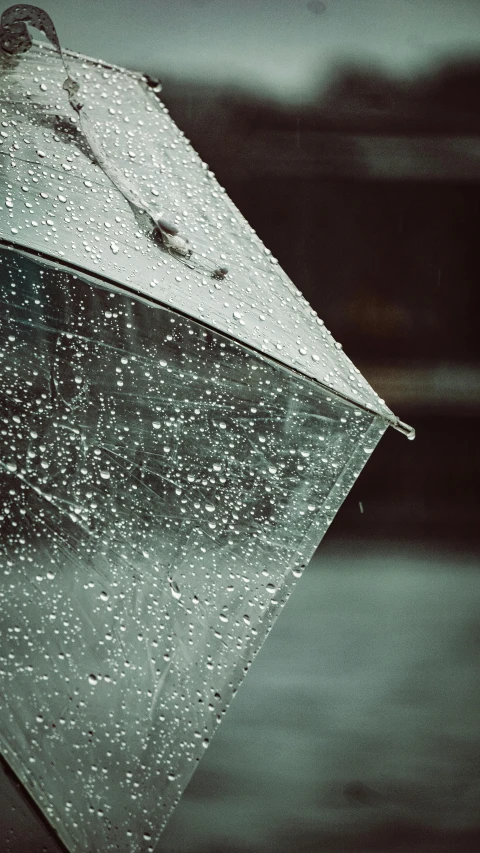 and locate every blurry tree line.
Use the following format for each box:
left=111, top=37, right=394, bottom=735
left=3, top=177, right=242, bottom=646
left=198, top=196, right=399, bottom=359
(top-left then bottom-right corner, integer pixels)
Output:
left=160, top=59, right=480, bottom=545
